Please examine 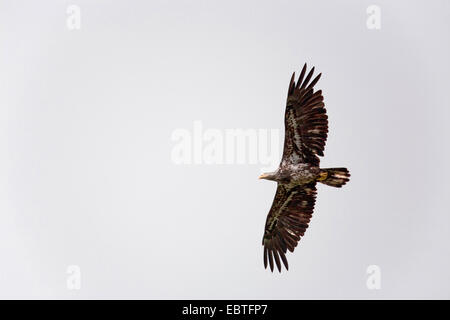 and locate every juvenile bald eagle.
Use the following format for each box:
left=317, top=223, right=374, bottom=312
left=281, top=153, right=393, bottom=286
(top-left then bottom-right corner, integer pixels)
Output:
left=259, top=64, right=350, bottom=272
